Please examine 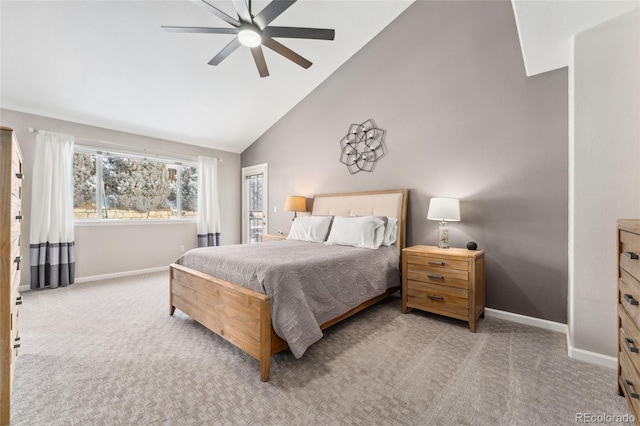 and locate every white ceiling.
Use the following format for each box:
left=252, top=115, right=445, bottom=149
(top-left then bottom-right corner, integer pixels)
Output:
left=511, top=0, right=640, bottom=76
left=0, top=0, right=413, bottom=153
